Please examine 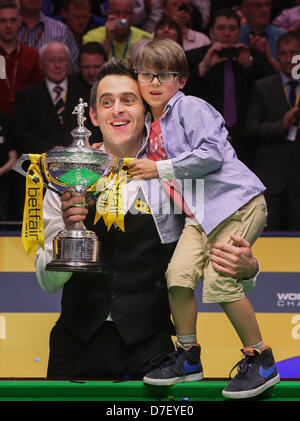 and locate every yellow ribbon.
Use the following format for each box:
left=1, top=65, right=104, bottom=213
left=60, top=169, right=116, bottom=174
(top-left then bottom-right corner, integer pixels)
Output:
left=22, top=154, right=44, bottom=255
left=94, top=158, right=134, bottom=231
